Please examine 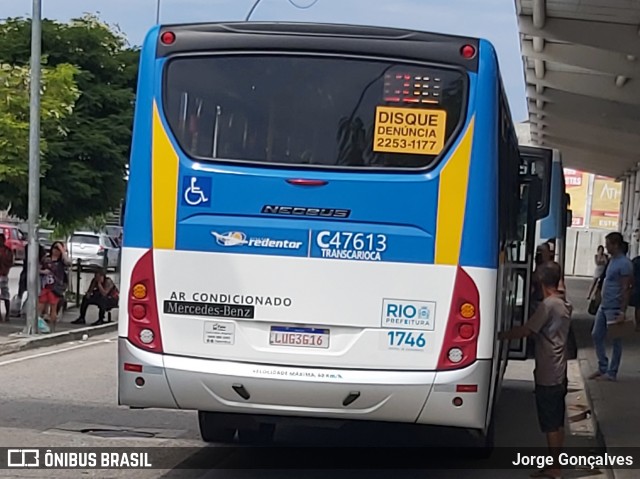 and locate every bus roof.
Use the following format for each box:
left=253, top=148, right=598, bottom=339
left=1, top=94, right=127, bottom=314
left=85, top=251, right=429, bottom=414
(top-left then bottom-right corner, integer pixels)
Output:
left=154, top=21, right=484, bottom=71
left=156, top=21, right=482, bottom=41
